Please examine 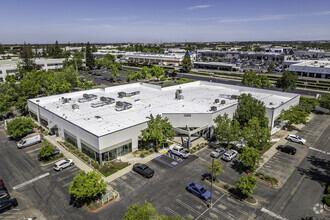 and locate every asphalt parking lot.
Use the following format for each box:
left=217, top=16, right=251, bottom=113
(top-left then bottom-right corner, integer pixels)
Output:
left=105, top=153, right=258, bottom=220
left=0, top=128, right=89, bottom=220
